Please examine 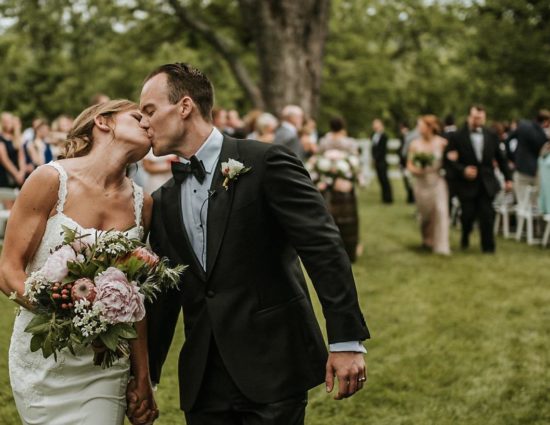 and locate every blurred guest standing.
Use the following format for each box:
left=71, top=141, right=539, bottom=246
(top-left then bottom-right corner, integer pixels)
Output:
left=24, top=119, right=54, bottom=175
left=318, top=117, right=361, bottom=261
left=539, top=142, right=550, bottom=214
left=398, top=122, right=415, bottom=204
left=371, top=118, right=393, bottom=203
left=300, top=118, right=318, bottom=159
left=274, top=105, right=306, bottom=161
left=407, top=116, right=450, bottom=255
left=255, top=113, right=278, bottom=143
left=0, top=112, right=25, bottom=188
left=506, top=110, right=550, bottom=203
left=445, top=105, right=513, bottom=253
